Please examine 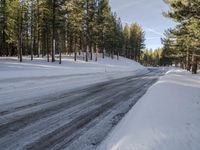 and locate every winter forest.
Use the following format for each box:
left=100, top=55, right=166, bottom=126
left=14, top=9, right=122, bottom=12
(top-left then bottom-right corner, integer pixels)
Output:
left=162, top=0, right=200, bottom=74
left=0, top=0, right=145, bottom=63
left=0, top=1, right=200, bottom=150
left=1, top=0, right=199, bottom=74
